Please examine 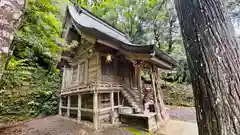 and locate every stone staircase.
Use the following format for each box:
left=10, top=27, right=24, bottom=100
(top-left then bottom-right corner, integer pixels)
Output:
left=121, top=86, right=142, bottom=113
